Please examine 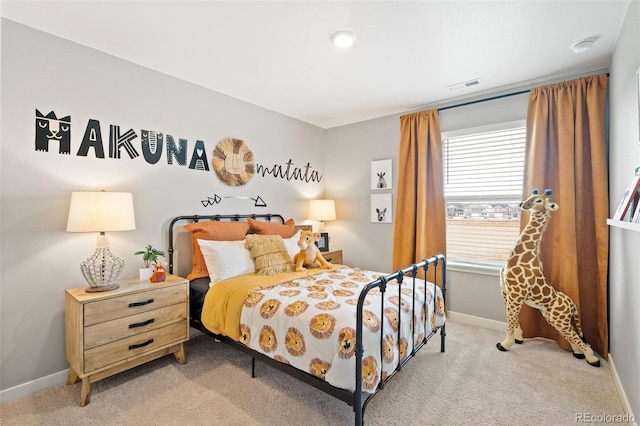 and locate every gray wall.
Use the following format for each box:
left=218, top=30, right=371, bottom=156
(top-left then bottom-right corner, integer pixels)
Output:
left=608, top=0, right=640, bottom=417
left=0, top=20, right=326, bottom=392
